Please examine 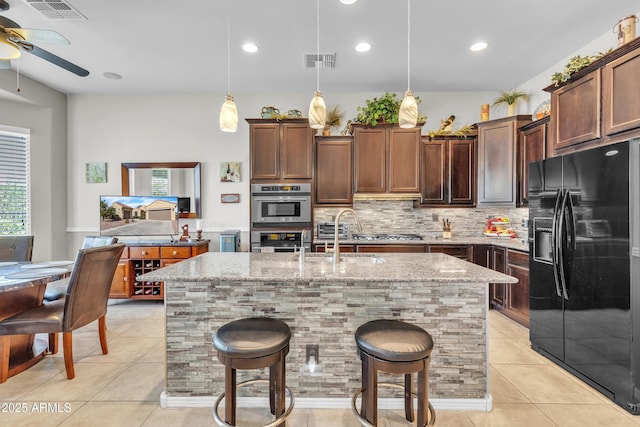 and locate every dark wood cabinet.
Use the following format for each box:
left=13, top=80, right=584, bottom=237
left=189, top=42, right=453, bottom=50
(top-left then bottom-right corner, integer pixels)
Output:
left=505, top=249, right=530, bottom=328
left=358, top=244, right=425, bottom=253
left=491, top=247, right=507, bottom=309
left=421, top=136, right=474, bottom=206
left=517, top=117, right=548, bottom=206
left=550, top=70, right=601, bottom=150
left=248, top=119, right=313, bottom=181
left=603, top=47, right=640, bottom=136
left=315, top=136, right=353, bottom=205
left=353, top=124, right=420, bottom=194
left=477, top=116, right=531, bottom=207
left=427, top=244, right=469, bottom=260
